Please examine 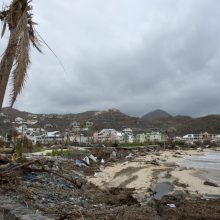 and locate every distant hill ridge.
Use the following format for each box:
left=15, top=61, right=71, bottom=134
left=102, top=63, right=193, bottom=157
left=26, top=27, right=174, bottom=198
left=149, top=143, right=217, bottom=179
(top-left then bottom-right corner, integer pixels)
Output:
left=1, top=107, right=220, bottom=135
left=141, top=109, right=172, bottom=121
